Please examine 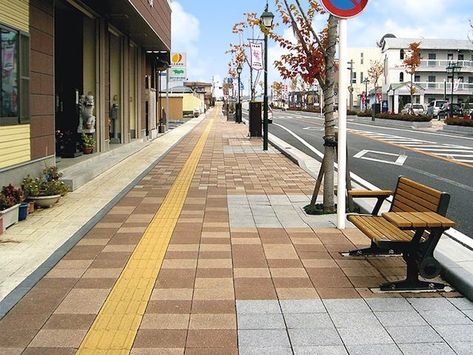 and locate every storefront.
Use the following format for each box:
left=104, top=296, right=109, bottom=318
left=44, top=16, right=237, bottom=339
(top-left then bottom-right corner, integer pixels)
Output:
left=0, top=0, right=171, bottom=187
